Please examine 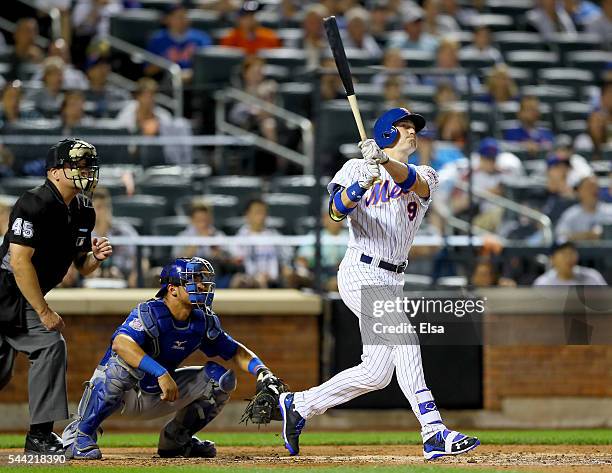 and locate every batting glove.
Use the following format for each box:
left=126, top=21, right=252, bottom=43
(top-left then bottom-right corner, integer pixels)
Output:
left=358, top=157, right=381, bottom=189
left=359, top=138, right=389, bottom=164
